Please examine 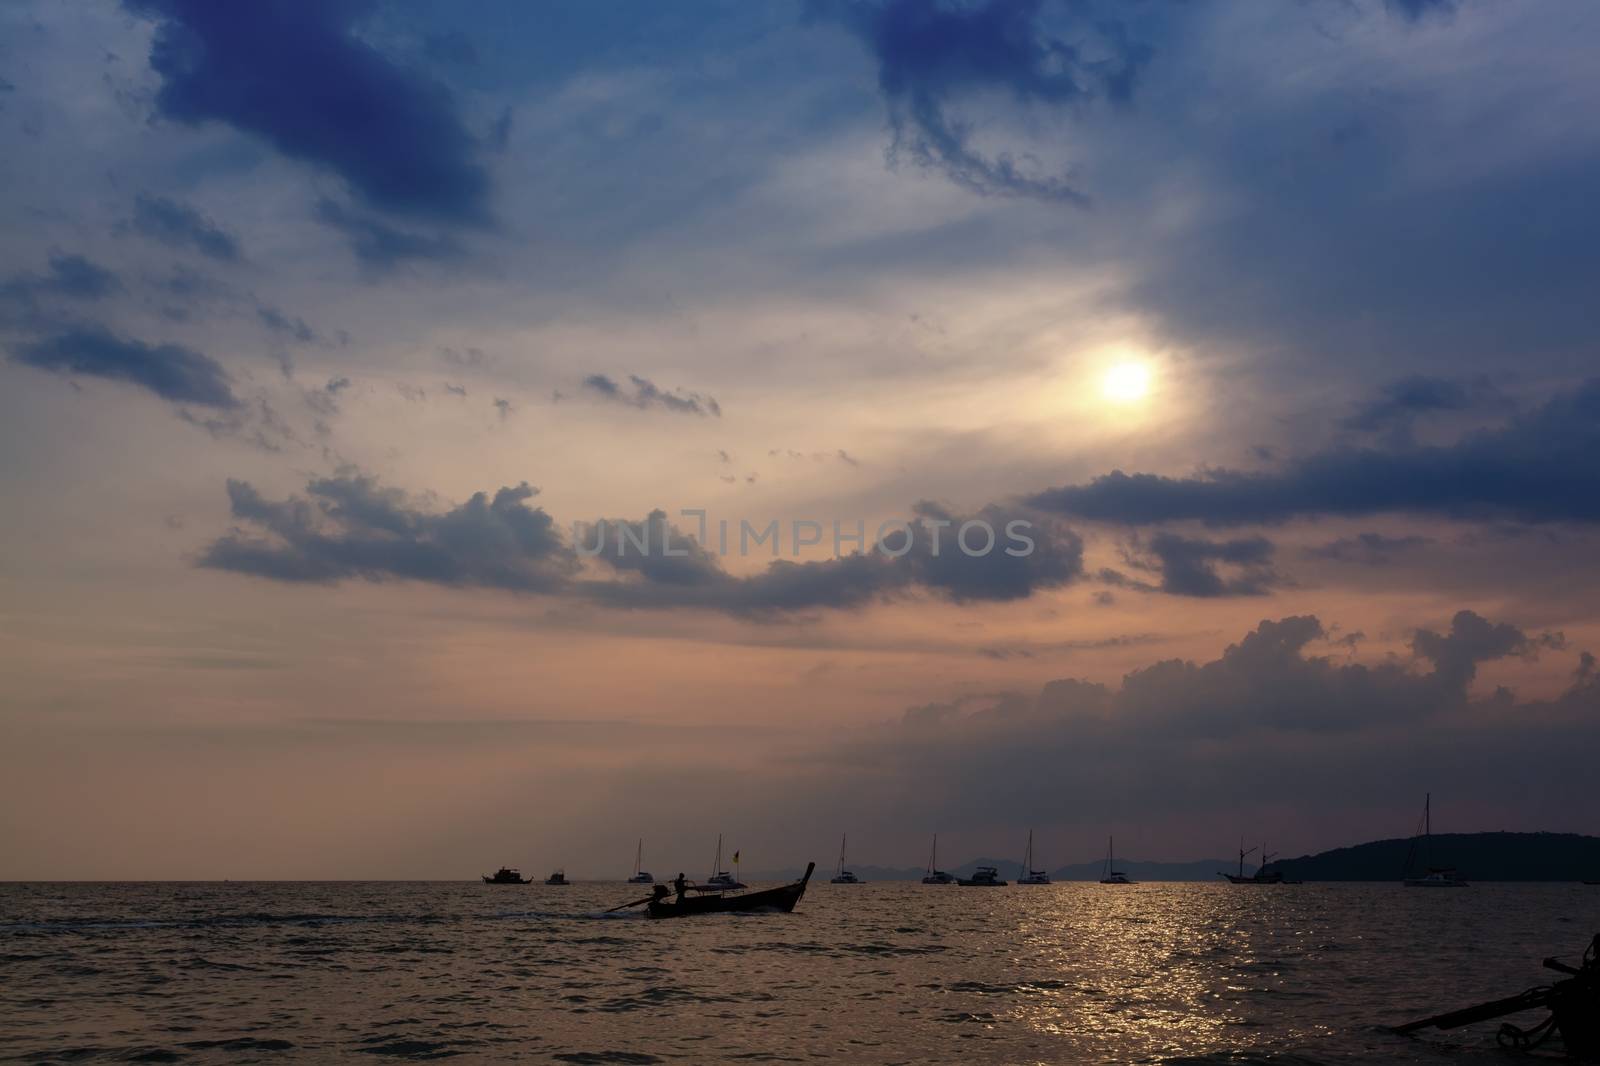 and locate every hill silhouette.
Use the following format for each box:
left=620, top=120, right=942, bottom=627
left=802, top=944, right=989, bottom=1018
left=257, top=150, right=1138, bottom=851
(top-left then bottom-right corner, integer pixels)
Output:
left=1269, top=832, right=1600, bottom=882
